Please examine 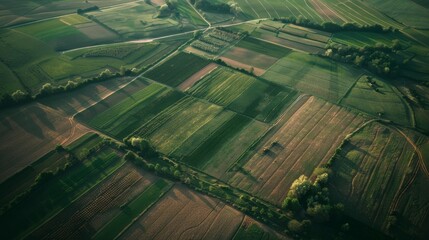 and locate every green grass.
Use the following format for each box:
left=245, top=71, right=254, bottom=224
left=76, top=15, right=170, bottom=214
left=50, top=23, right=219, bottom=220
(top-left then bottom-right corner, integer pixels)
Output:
left=93, top=179, right=172, bottom=240
left=262, top=52, right=361, bottom=102
left=144, top=52, right=210, bottom=87
left=340, top=75, right=411, bottom=126
left=0, top=146, right=124, bottom=239
left=189, top=67, right=297, bottom=122
left=88, top=83, right=184, bottom=139
left=235, top=37, right=292, bottom=59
